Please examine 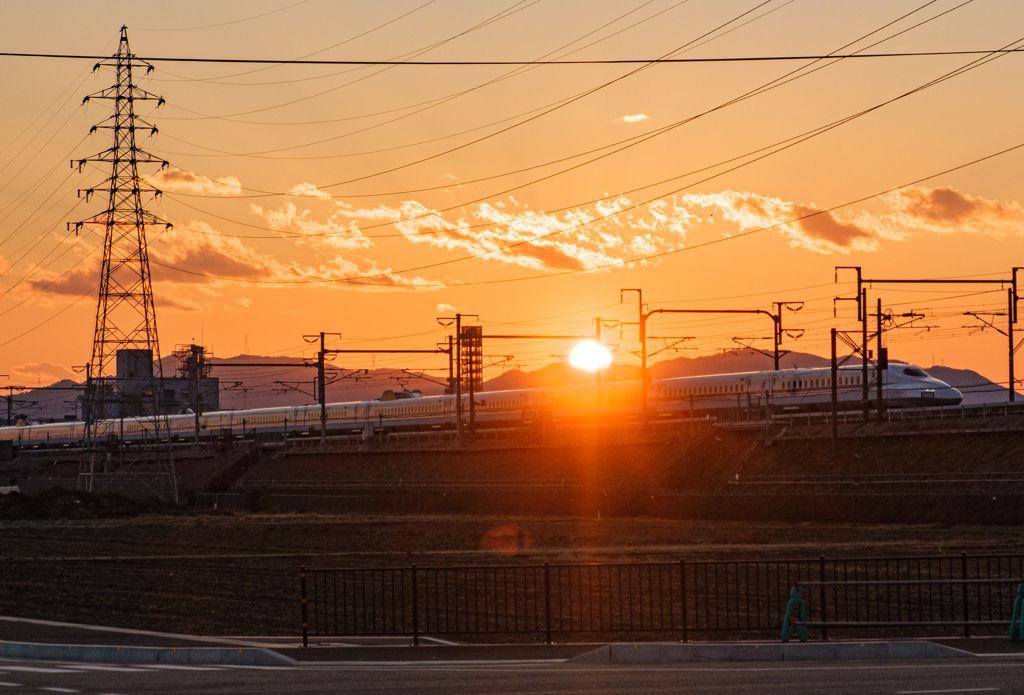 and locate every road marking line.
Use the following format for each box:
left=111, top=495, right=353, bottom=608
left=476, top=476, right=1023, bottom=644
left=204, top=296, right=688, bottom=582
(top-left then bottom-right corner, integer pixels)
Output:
left=896, top=690, right=999, bottom=694
left=0, top=668, right=80, bottom=674
left=131, top=665, right=224, bottom=671
left=0, top=683, right=21, bottom=688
